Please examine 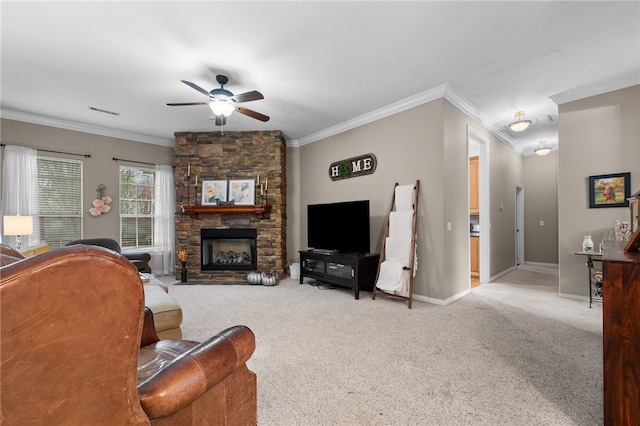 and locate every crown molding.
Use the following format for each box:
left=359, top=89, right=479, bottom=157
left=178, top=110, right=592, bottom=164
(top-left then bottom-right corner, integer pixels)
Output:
left=442, top=84, right=522, bottom=155
left=1, top=109, right=174, bottom=147
left=296, top=84, right=448, bottom=146
left=294, top=82, right=521, bottom=155
left=549, top=71, right=640, bottom=105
